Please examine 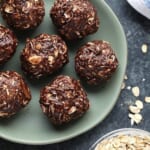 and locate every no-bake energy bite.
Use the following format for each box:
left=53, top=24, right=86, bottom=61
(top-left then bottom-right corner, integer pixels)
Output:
left=1, top=0, right=45, bottom=30
left=75, top=40, right=118, bottom=85
left=0, top=25, right=18, bottom=65
left=0, top=71, right=31, bottom=118
left=21, top=34, right=69, bottom=79
left=50, top=0, right=99, bottom=40
left=40, top=75, right=89, bottom=125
